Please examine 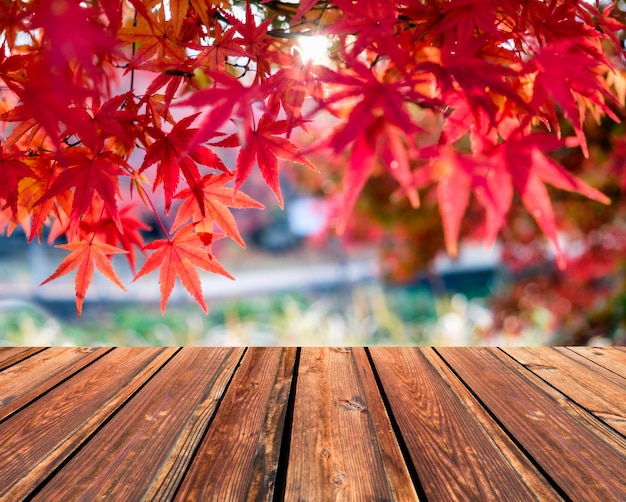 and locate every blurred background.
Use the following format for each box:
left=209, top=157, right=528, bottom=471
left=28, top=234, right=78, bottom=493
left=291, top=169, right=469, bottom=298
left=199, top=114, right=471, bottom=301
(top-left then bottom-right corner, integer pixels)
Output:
left=1, top=2, right=625, bottom=347
left=2, top=89, right=626, bottom=348
left=2, top=113, right=625, bottom=348
left=0, top=217, right=517, bottom=346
